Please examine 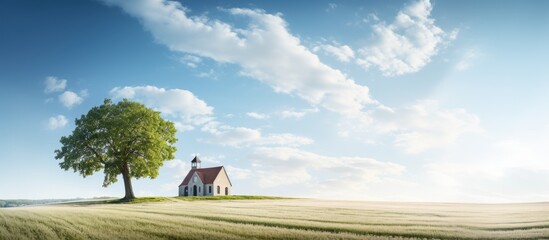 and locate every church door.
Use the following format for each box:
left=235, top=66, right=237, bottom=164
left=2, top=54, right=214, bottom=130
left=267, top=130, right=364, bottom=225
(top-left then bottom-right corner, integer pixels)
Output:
left=225, top=187, right=228, bottom=195
left=184, top=186, right=188, bottom=196
left=193, top=185, right=197, bottom=196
